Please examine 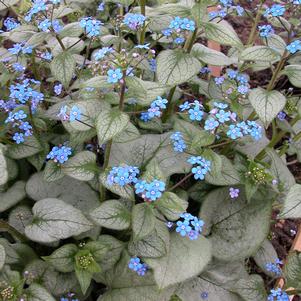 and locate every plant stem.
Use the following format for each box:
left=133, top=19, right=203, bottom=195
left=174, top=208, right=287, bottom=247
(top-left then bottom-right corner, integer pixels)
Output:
left=140, top=0, right=146, bottom=15
left=256, top=115, right=300, bottom=160
left=55, top=35, right=66, bottom=51
left=0, top=220, right=28, bottom=242
left=169, top=173, right=193, bottom=191
left=119, top=71, right=127, bottom=111
left=247, top=1, right=264, bottom=45
left=278, top=129, right=301, bottom=157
